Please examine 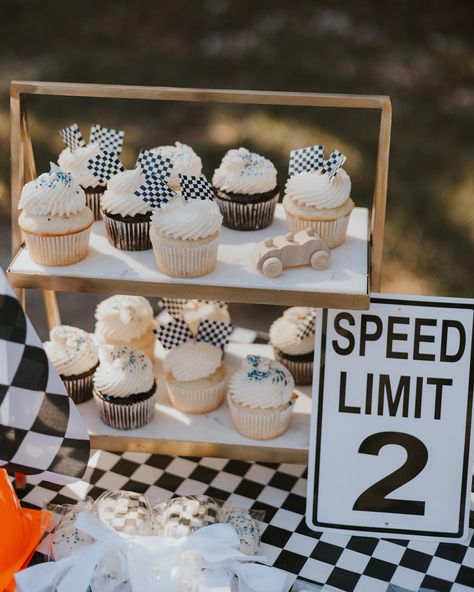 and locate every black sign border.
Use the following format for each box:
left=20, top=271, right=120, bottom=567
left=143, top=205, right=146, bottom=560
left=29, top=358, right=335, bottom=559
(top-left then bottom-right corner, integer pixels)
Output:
left=311, top=297, right=474, bottom=537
